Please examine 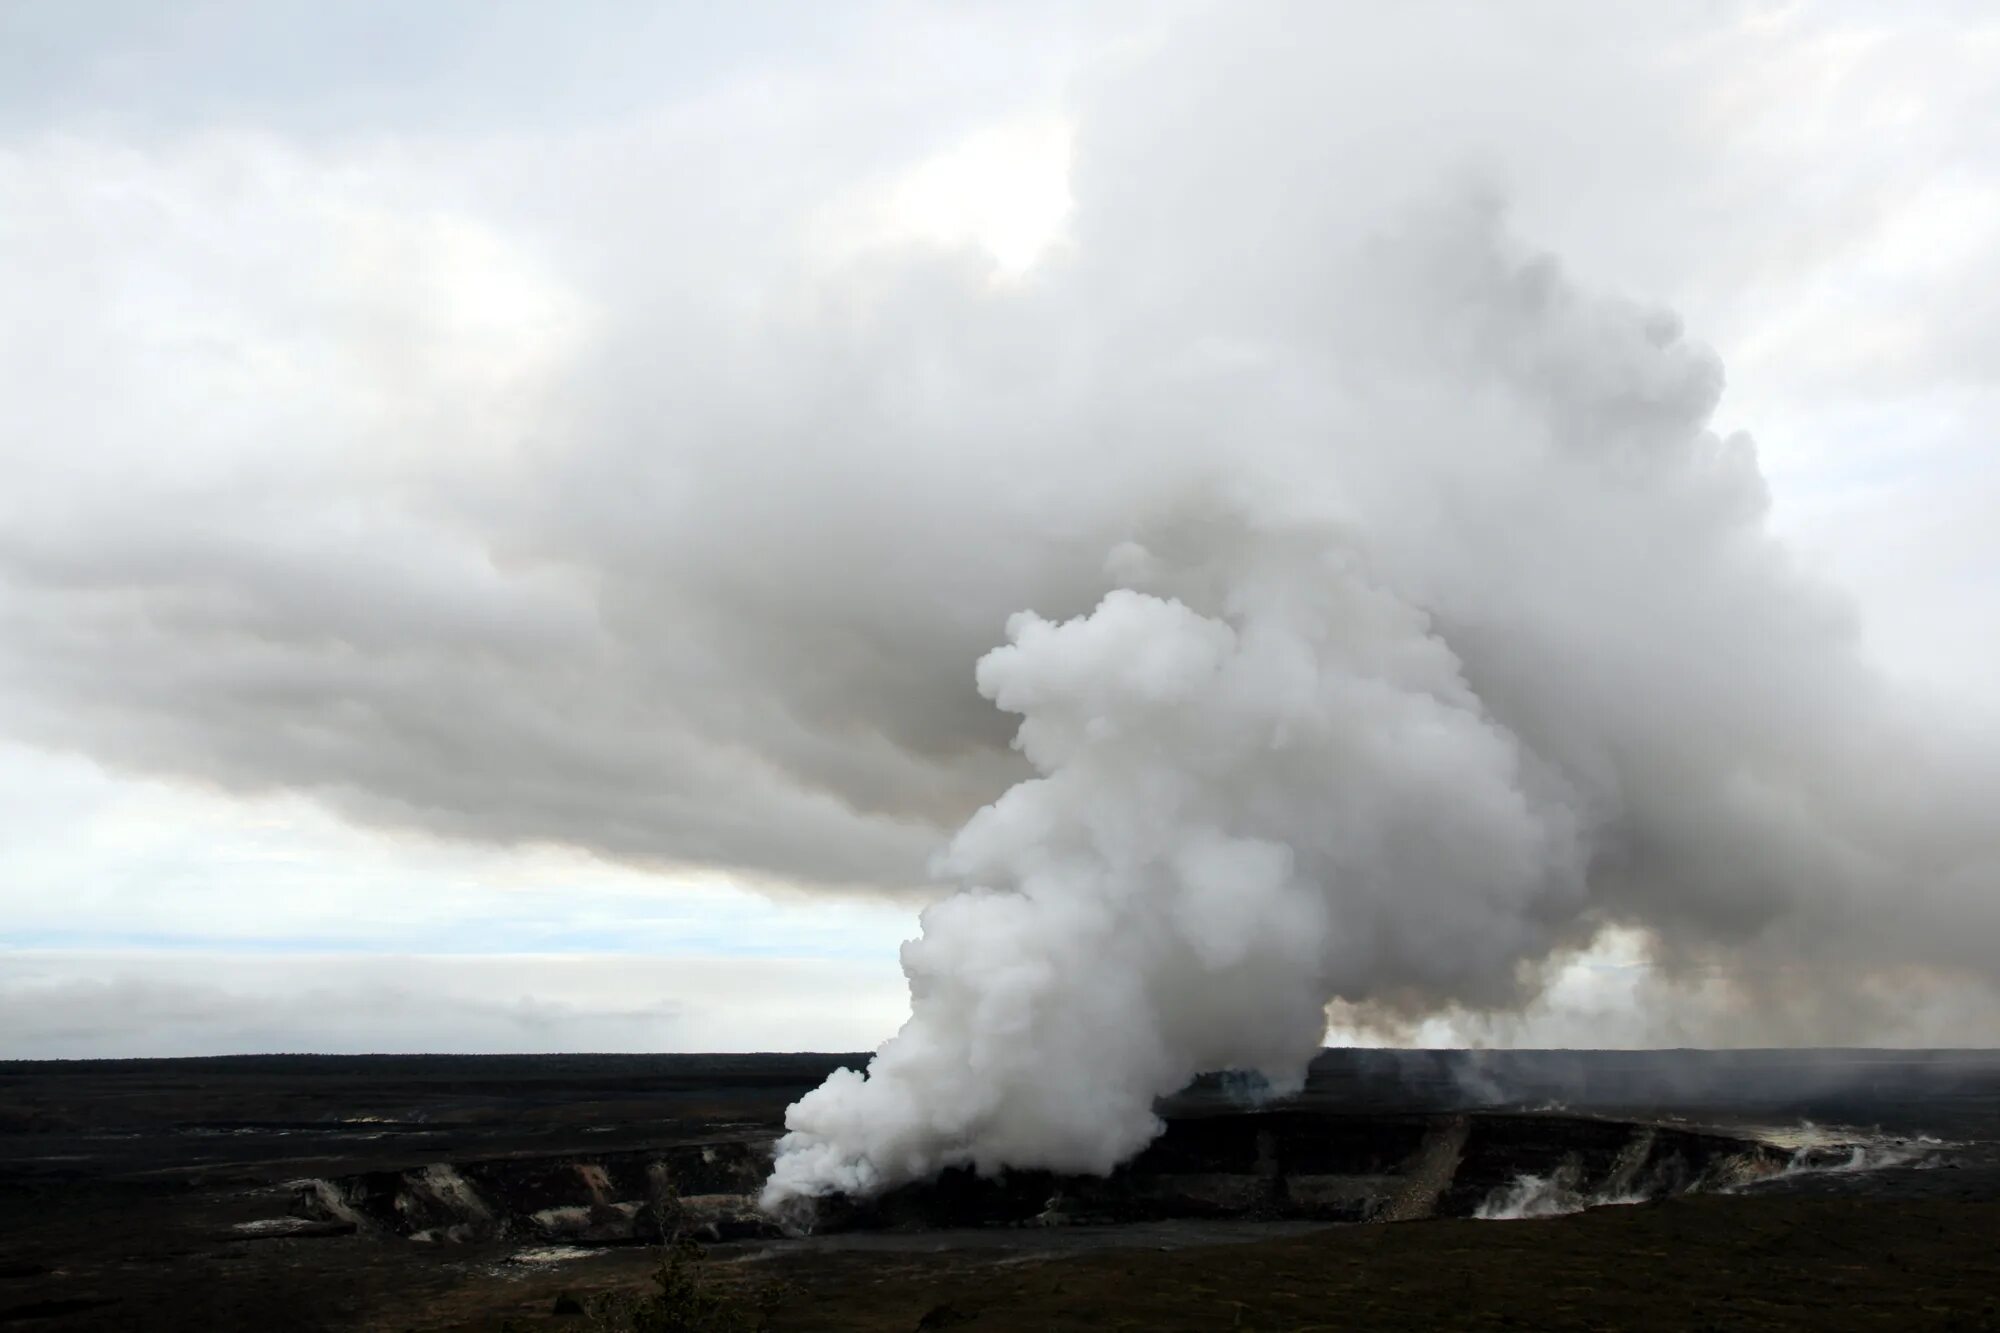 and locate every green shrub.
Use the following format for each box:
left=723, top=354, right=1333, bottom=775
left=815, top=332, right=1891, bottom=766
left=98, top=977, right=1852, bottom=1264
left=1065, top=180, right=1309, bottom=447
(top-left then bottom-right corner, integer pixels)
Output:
left=580, top=1236, right=754, bottom=1333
